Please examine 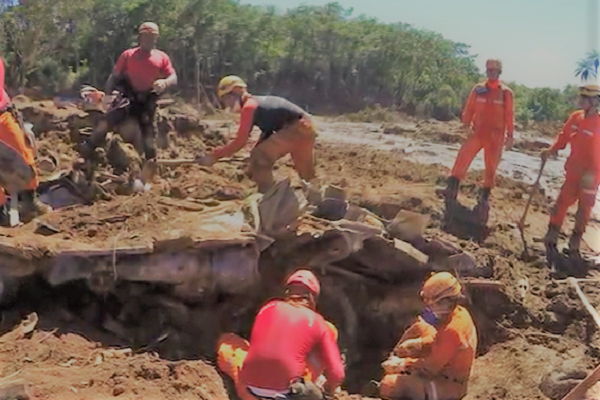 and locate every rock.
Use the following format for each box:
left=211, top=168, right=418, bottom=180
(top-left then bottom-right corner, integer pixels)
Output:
left=112, top=385, right=125, bottom=396
left=447, top=252, right=477, bottom=275
left=421, top=238, right=462, bottom=257
left=0, top=380, right=29, bottom=400
left=386, top=210, right=430, bottom=243
left=313, top=198, right=348, bottom=221
left=106, top=135, right=142, bottom=175
left=360, top=195, right=403, bottom=220
left=323, top=185, right=347, bottom=201
left=540, top=362, right=588, bottom=400
left=394, top=239, right=429, bottom=265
